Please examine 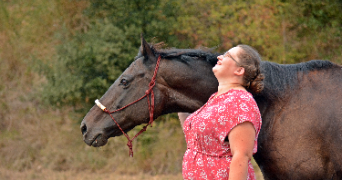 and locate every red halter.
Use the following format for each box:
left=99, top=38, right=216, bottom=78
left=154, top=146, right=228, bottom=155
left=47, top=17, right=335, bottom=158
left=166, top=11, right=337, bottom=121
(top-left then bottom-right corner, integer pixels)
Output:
left=95, top=56, right=161, bottom=157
